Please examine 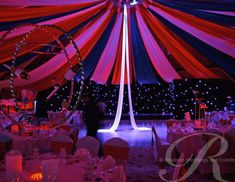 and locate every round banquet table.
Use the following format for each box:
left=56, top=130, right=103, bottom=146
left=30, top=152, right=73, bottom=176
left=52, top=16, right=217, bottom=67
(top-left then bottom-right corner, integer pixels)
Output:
left=167, top=129, right=205, bottom=158
left=0, top=154, right=126, bottom=182
left=0, top=130, right=57, bottom=157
